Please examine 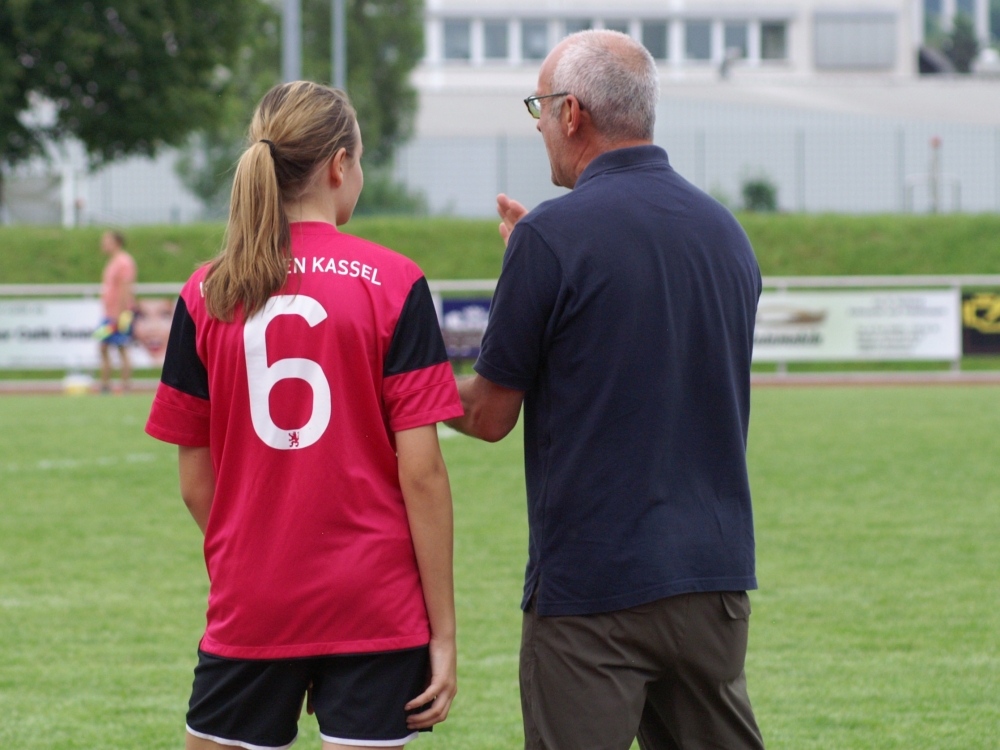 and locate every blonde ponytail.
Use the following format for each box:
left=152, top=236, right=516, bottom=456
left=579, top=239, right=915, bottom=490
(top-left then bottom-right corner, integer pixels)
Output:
left=204, top=82, right=357, bottom=322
